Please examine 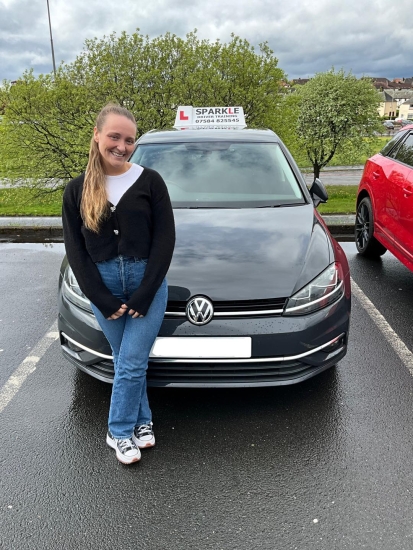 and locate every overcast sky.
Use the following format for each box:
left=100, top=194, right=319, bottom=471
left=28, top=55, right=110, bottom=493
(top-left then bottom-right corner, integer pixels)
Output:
left=1, top=0, right=412, bottom=83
